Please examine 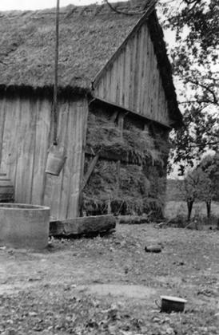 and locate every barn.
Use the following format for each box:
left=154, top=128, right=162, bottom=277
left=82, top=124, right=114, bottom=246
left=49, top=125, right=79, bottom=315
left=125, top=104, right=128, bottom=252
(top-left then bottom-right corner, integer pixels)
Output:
left=0, top=1, right=182, bottom=221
